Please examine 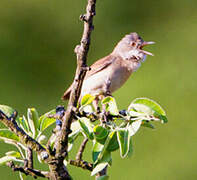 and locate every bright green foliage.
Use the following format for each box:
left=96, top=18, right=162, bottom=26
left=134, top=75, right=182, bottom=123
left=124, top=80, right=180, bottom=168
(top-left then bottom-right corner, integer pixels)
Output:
left=0, top=105, right=58, bottom=172
left=93, top=125, right=109, bottom=144
left=81, top=94, right=95, bottom=107
left=39, top=109, right=56, bottom=132
left=78, top=117, right=94, bottom=140
left=0, top=105, right=16, bottom=119
left=0, top=129, right=20, bottom=142
left=0, top=95, right=167, bottom=179
left=117, top=129, right=130, bottom=158
left=102, top=96, right=119, bottom=115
